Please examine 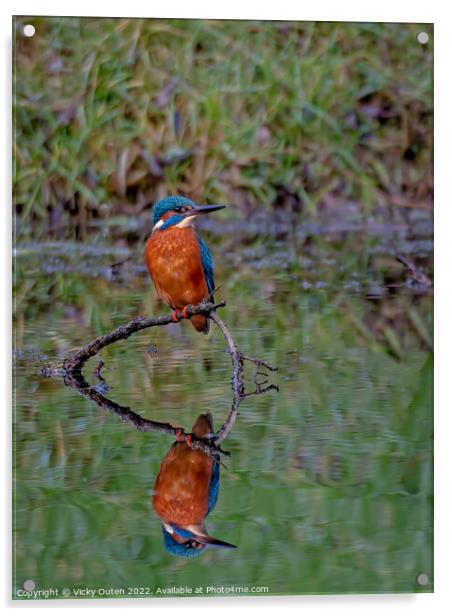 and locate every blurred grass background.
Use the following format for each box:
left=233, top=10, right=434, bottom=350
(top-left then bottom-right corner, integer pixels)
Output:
left=13, top=17, right=433, bottom=242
